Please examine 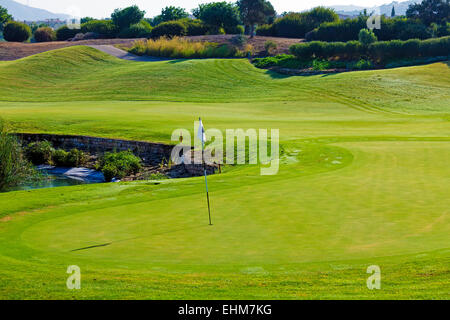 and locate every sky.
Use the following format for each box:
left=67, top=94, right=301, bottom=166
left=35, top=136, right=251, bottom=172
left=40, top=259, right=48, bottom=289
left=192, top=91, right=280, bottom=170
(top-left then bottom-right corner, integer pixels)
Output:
left=14, top=0, right=394, bottom=18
